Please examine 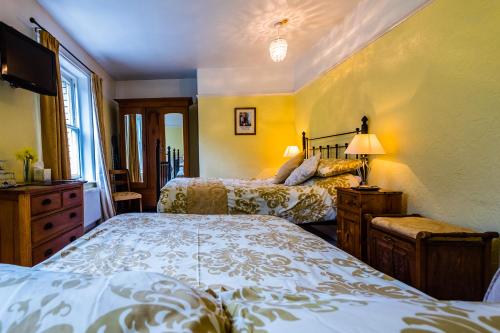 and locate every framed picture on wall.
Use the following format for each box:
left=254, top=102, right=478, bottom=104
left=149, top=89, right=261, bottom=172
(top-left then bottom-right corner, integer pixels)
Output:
left=234, top=107, right=256, bottom=135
